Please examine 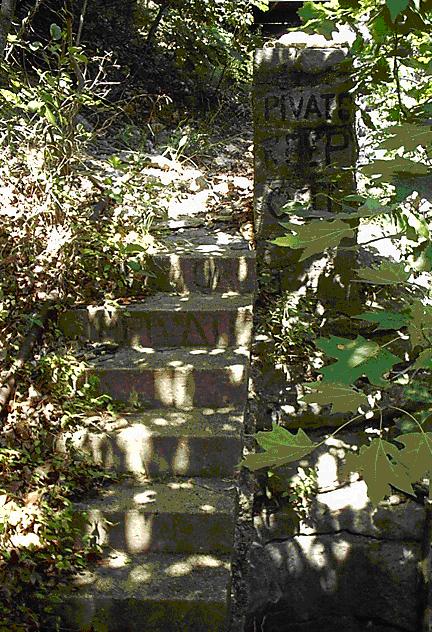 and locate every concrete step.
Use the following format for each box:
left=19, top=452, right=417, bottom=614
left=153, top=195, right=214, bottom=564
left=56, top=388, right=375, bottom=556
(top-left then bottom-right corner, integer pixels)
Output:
left=56, top=408, right=243, bottom=477
left=148, top=228, right=256, bottom=294
left=88, top=346, right=250, bottom=409
left=59, top=293, right=254, bottom=348
left=51, top=551, right=231, bottom=631
left=76, top=477, right=237, bottom=554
